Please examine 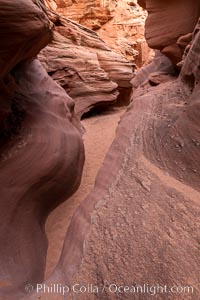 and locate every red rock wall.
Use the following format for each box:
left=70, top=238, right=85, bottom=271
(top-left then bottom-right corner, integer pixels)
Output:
left=141, top=0, right=200, bottom=63
left=1, top=1, right=200, bottom=300
left=0, top=0, right=52, bottom=125
left=0, top=1, right=84, bottom=298
left=24, top=15, right=200, bottom=300
left=23, top=3, right=200, bottom=300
